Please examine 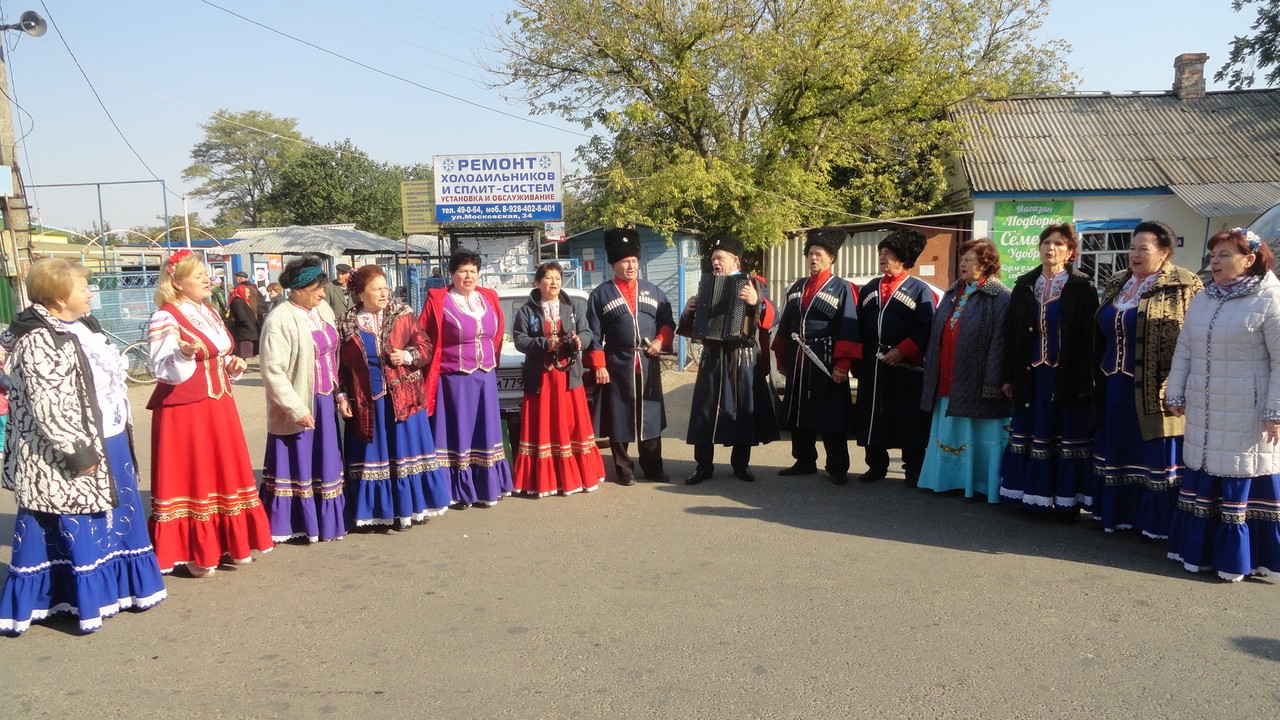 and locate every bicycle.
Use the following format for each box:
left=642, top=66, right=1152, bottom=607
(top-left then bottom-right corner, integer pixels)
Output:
left=122, top=339, right=158, bottom=385
left=99, top=322, right=158, bottom=385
